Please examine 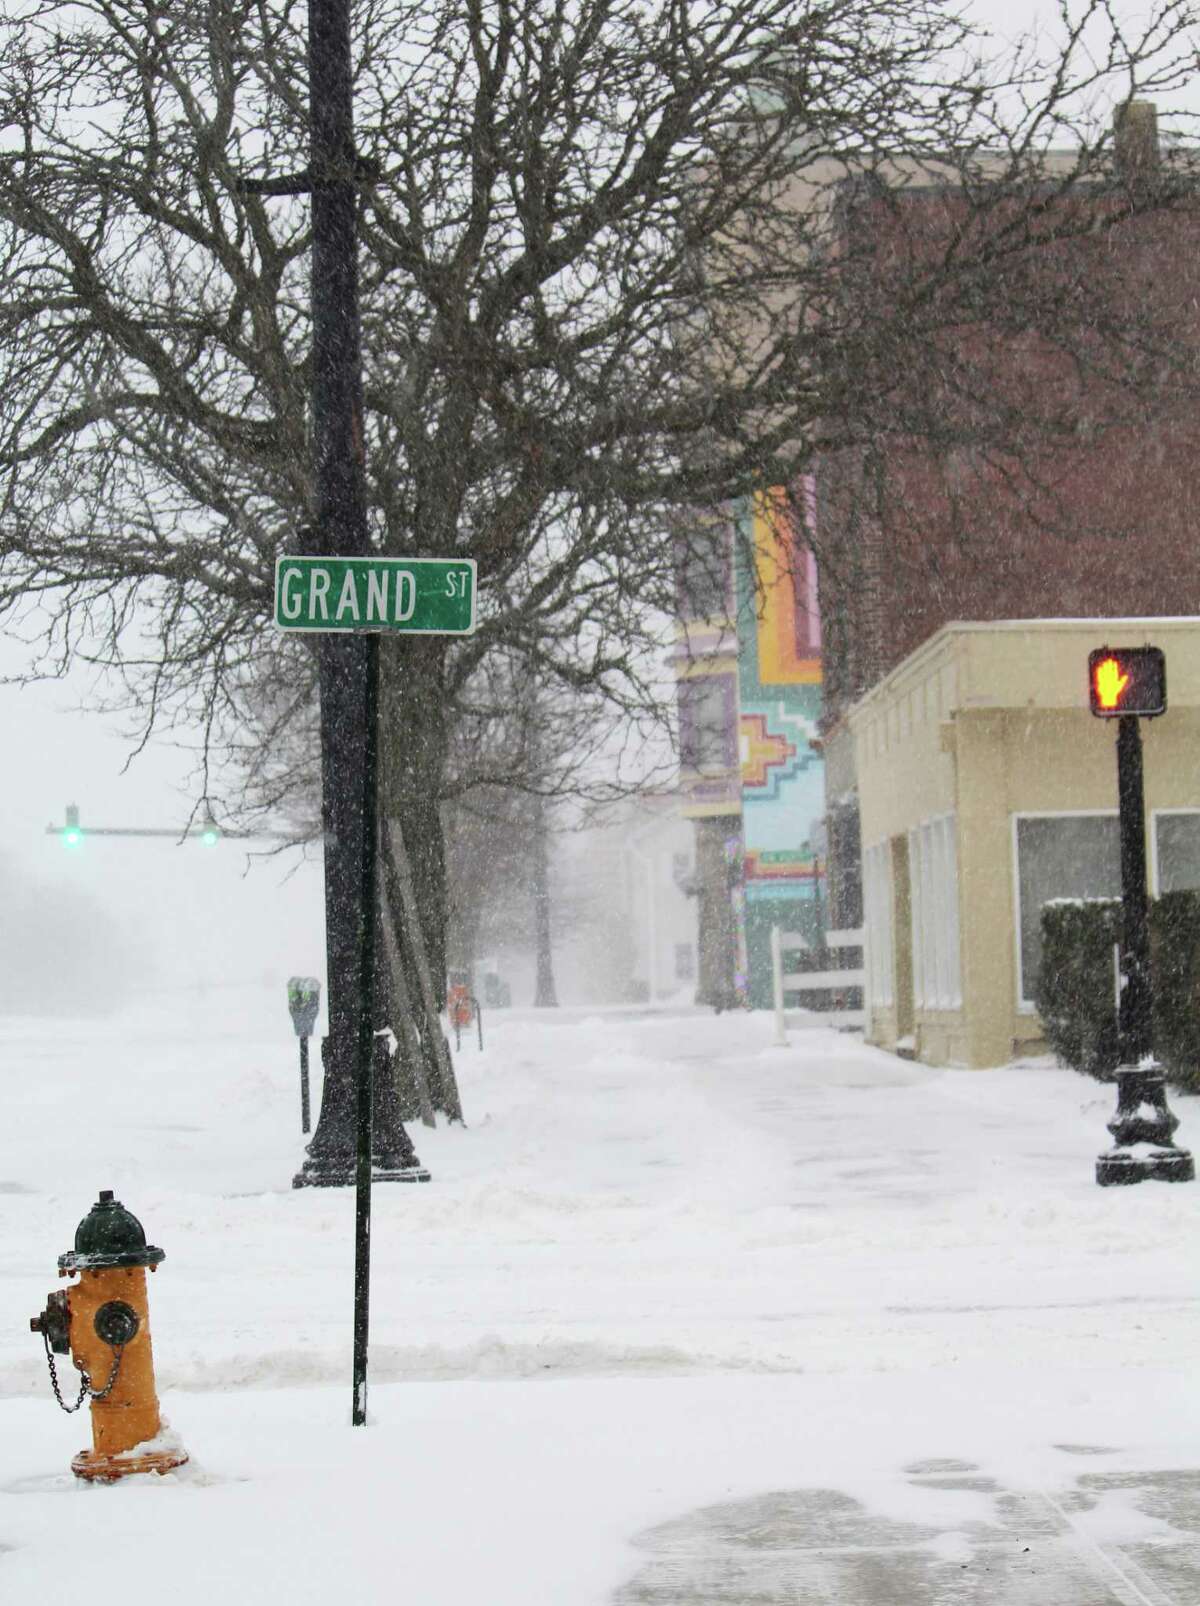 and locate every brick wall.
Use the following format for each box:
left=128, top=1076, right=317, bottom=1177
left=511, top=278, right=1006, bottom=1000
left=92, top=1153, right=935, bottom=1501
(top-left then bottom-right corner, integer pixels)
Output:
left=816, top=182, right=1200, bottom=724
